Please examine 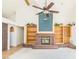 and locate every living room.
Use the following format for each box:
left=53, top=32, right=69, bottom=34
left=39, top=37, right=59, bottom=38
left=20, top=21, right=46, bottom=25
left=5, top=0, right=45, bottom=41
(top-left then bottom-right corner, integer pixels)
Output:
left=2, top=0, right=76, bottom=59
